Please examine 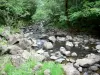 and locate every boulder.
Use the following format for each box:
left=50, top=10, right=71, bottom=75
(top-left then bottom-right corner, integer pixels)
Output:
left=8, top=45, right=22, bottom=55
left=60, top=47, right=71, bottom=56
left=66, top=35, right=73, bottom=40
left=11, top=55, right=25, bottom=67
left=18, top=38, right=32, bottom=50
left=0, top=27, right=11, bottom=40
left=55, top=58, right=65, bottom=63
left=96, top=45, right=100, bottom=50
left=89, top=65, right=99, bottom=71
left=71, top=52, right=77, bottom=57
left=66, top=41, right=74, bottom=47
left=22, top=50, right=31, bottom=59
left=75, top=53, right=100, bottom=67
left=50, top=56, right=58, bottom=60
left=31, top=53, right=45, bottom=62
left=57, top=36, right=66, bottom=42
left=62, top=63, right=80, bottom=75
left=48, top=36, right=56, bottom=42
left=44, top=41, right=53, bottom=49
left=8, top=34, right=23, bottom=45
